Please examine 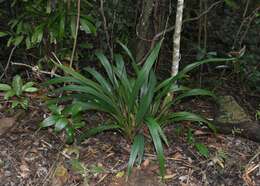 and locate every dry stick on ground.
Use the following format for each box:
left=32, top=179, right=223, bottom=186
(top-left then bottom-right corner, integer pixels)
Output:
left=70, top=0, right=81, bottom=68
left=100, top=0, right=113, bottom=60
left=0, top=46, right=16, bottom=80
